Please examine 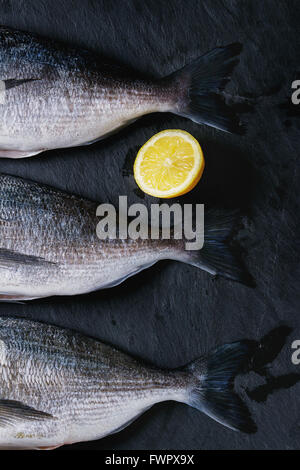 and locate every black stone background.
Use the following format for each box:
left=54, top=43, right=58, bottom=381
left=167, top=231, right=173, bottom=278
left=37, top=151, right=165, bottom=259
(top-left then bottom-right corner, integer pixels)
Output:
left=0, top=0, right=299, bottom=450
